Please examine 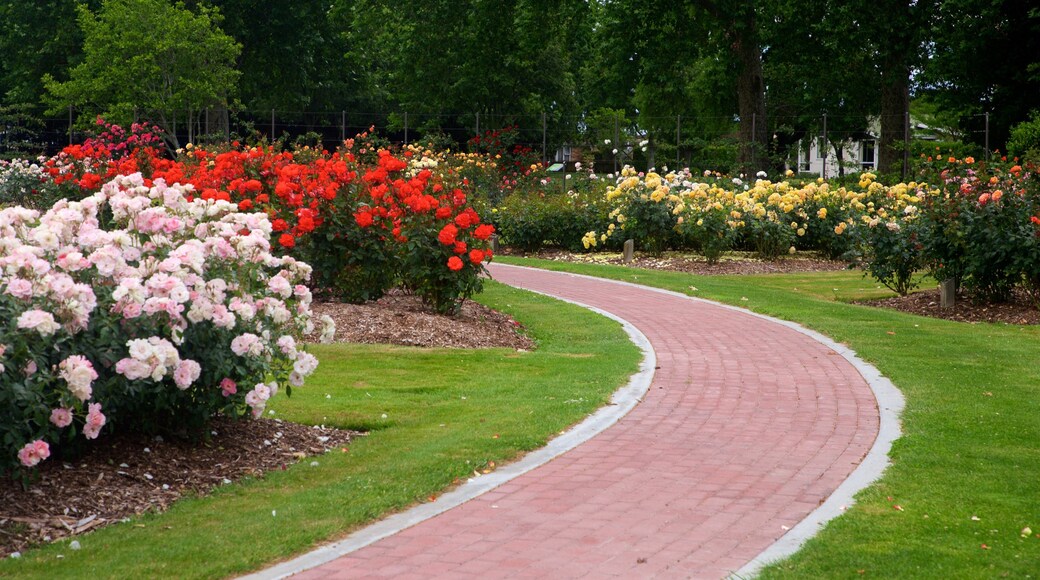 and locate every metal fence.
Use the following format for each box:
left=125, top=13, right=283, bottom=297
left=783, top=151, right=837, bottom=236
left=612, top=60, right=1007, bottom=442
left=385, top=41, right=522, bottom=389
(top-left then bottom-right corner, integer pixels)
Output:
left=19, top=106, right=994, bottom=176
